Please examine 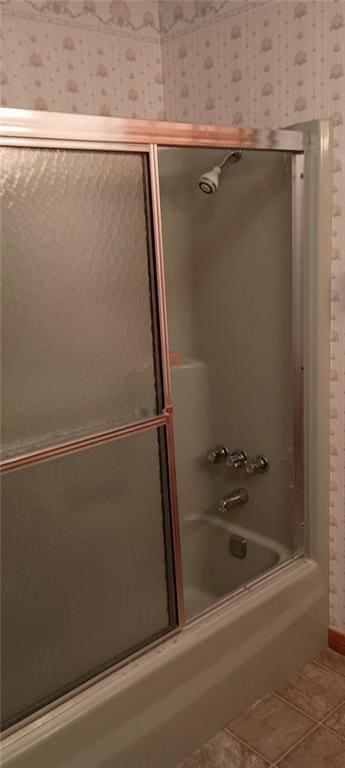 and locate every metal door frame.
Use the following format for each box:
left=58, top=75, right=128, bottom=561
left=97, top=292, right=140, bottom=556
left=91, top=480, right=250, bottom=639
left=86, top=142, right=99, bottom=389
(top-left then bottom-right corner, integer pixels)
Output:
left=0, top=108, right=305, bottom=732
